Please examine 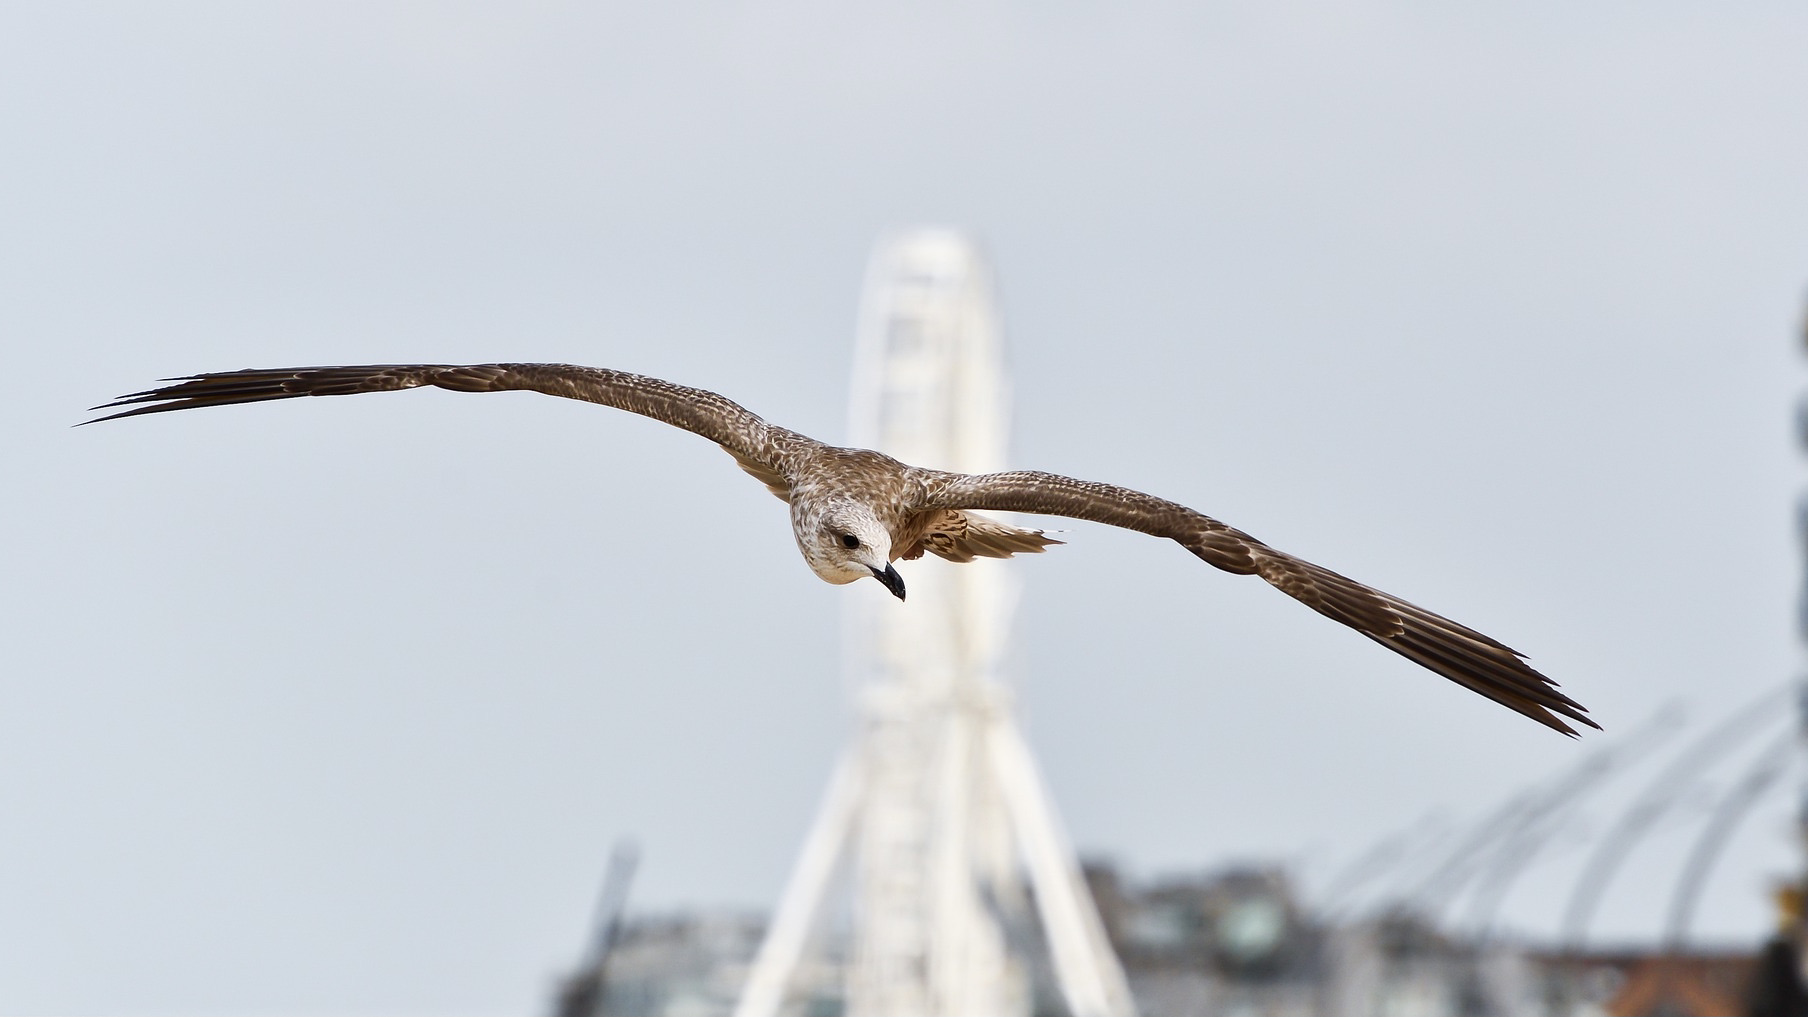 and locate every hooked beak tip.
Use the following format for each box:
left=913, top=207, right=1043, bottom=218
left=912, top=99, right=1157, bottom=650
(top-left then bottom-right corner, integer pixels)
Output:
left=870, top=564, right=906, bottom=601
